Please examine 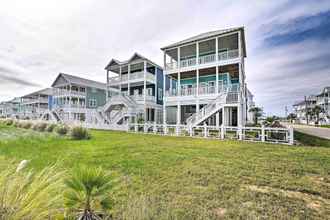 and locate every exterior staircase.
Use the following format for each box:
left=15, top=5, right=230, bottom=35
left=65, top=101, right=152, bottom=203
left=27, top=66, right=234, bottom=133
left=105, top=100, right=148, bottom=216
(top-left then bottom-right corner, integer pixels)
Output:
left=186, top=92, right=228, bottom=128
left=40, top=109, right=63, bottom=122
